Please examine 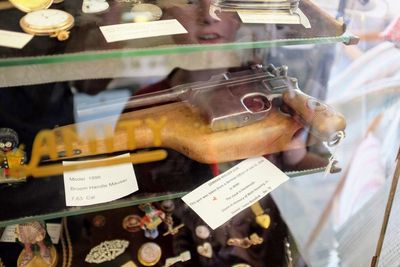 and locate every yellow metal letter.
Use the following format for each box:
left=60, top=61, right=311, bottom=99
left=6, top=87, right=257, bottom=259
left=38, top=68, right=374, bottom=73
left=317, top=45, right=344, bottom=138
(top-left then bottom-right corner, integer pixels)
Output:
left=104, top=124, right=114, bottom=153
left=28, top=130, right=58, bottom=168
left=145, top=116, right=167, bottom=146
left=85, top=127, right=98, bottom=154
left=117, top=120, right=142, bottom=150
left=60, top=127, right=81, bottom=157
